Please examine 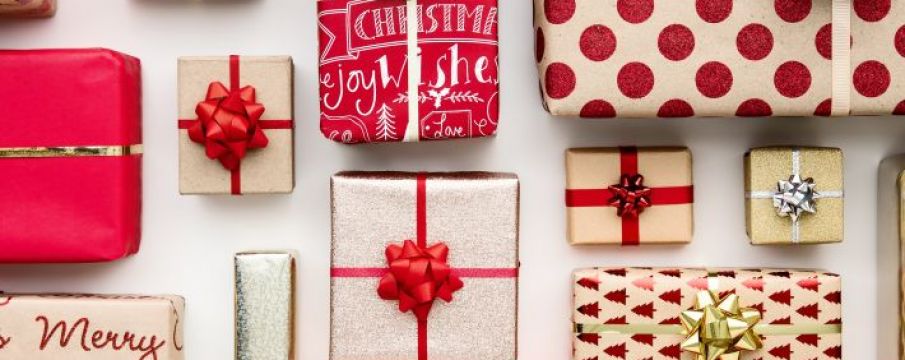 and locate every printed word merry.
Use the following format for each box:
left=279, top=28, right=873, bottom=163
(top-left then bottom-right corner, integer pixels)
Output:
left=354, top=4, right=498, bottom=41
left=35, top=316, right=166, bottom=360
